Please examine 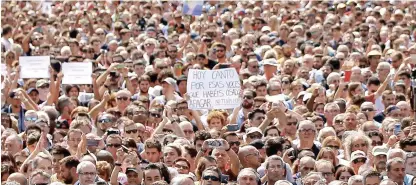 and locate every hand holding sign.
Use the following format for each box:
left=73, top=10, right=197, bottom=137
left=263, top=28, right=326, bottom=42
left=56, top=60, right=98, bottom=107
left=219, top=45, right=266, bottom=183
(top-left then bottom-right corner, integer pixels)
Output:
left=187, top=68, right=242, bottom=110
